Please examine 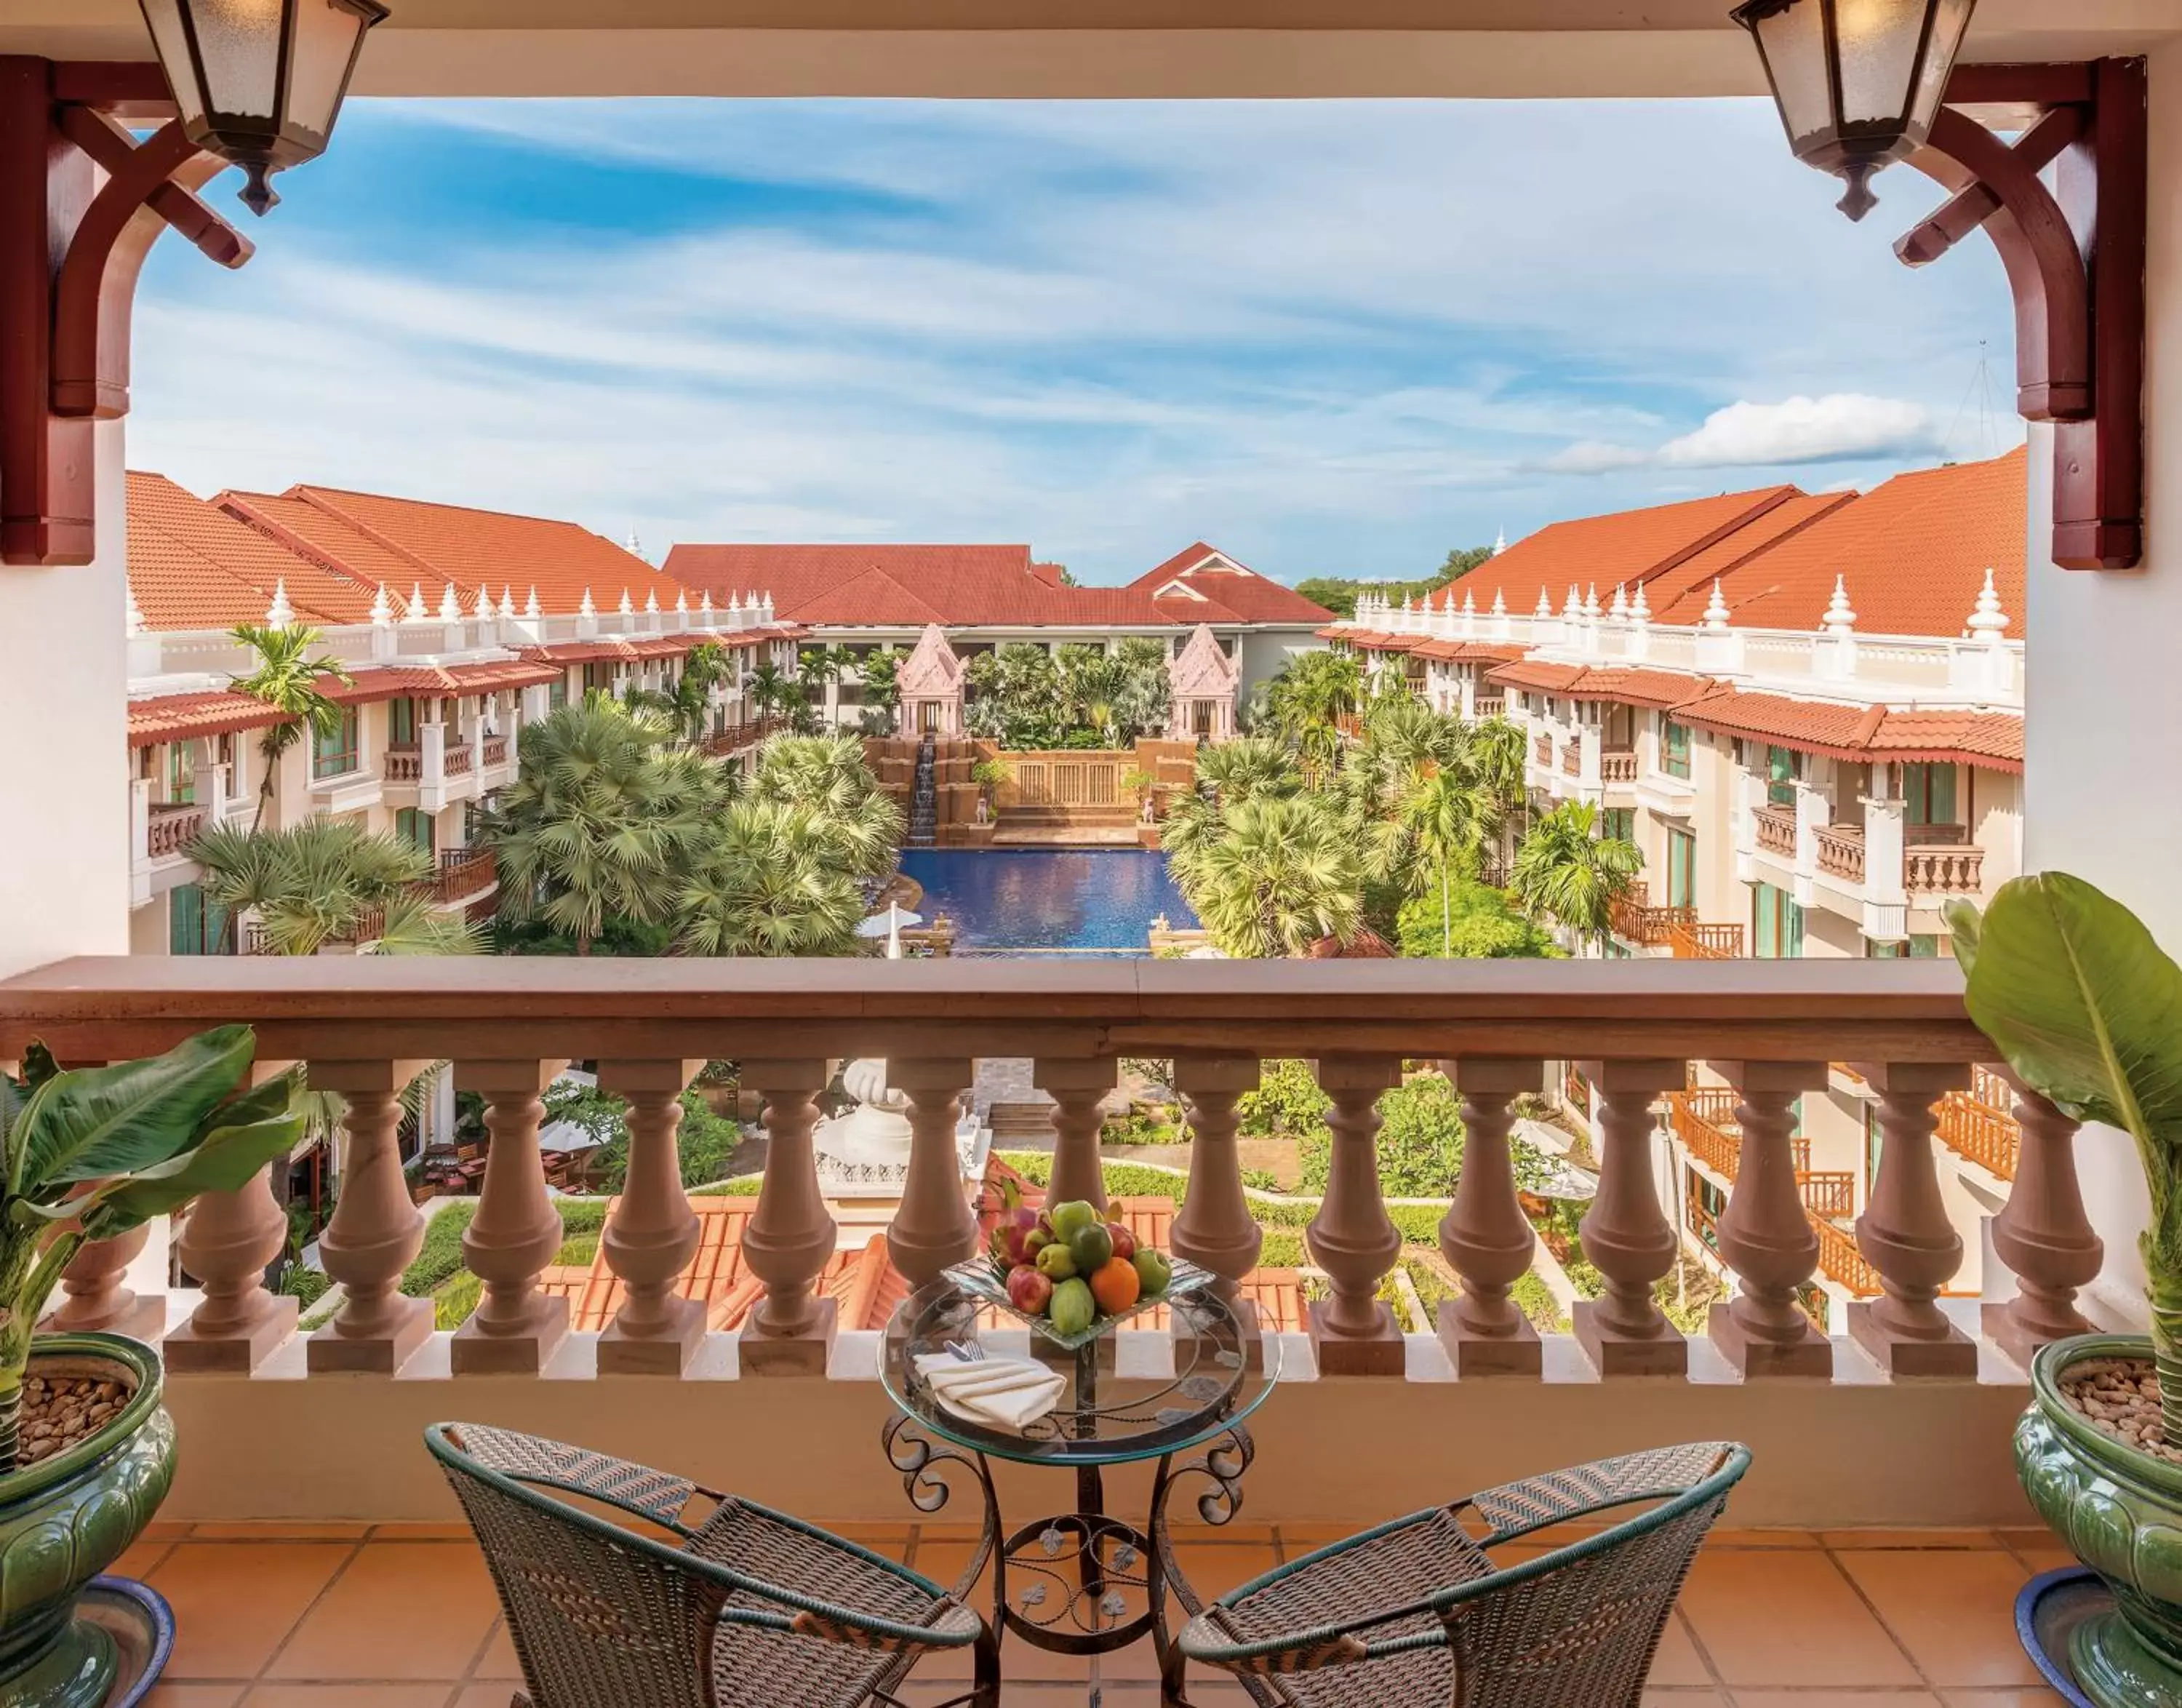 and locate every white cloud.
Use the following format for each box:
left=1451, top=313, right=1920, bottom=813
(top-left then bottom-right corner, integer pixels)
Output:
left=1655, top=394, right=1936, bottom=468
left=1543, top=441, right=1653, bottom=475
